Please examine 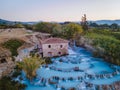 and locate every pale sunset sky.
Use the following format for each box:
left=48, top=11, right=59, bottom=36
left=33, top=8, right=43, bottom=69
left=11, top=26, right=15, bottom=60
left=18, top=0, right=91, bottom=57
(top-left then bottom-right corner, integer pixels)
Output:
left=0, top=0, right=120, bottom=22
